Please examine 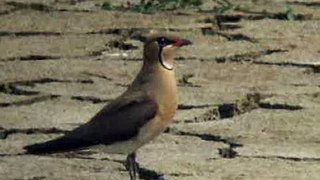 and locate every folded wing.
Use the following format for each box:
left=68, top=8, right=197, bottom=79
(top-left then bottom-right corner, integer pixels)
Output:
left=24, top=92, right=157, bottom=154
